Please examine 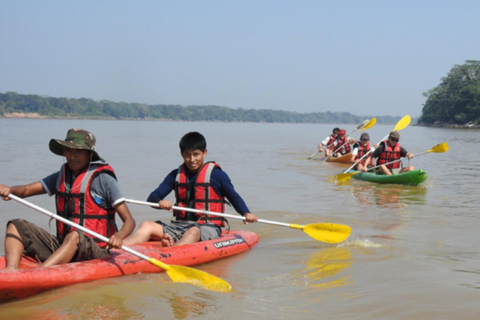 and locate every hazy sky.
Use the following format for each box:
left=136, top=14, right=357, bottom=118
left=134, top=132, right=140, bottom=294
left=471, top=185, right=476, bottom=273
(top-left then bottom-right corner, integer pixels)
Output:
left=1, top=1, right=478, bottom=117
